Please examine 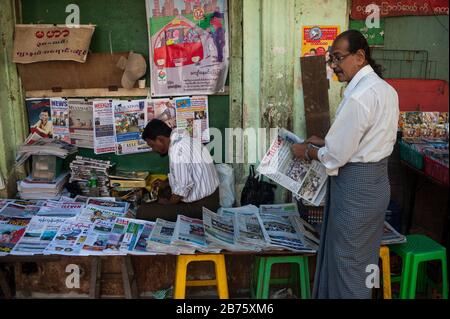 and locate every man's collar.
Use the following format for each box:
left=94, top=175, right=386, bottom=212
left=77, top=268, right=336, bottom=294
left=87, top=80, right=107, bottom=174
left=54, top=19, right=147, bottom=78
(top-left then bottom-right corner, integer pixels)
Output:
left=343, top=64, right=374, bottom=97
left=170, top=128, right=190, bottom=144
